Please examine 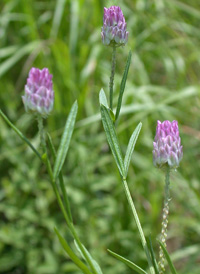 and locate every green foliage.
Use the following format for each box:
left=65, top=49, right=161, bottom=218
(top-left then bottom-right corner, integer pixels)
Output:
left=115, top=50, right=132, bottom=122
left=158, top=241, right=178, bottom=274
left=100, top=104, right=125, bottom=177
left=107, top=249, right=147, bottom=274
left=1, top=0, right=200, bottom=273
left=53, top=101, right=78, bottom=180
